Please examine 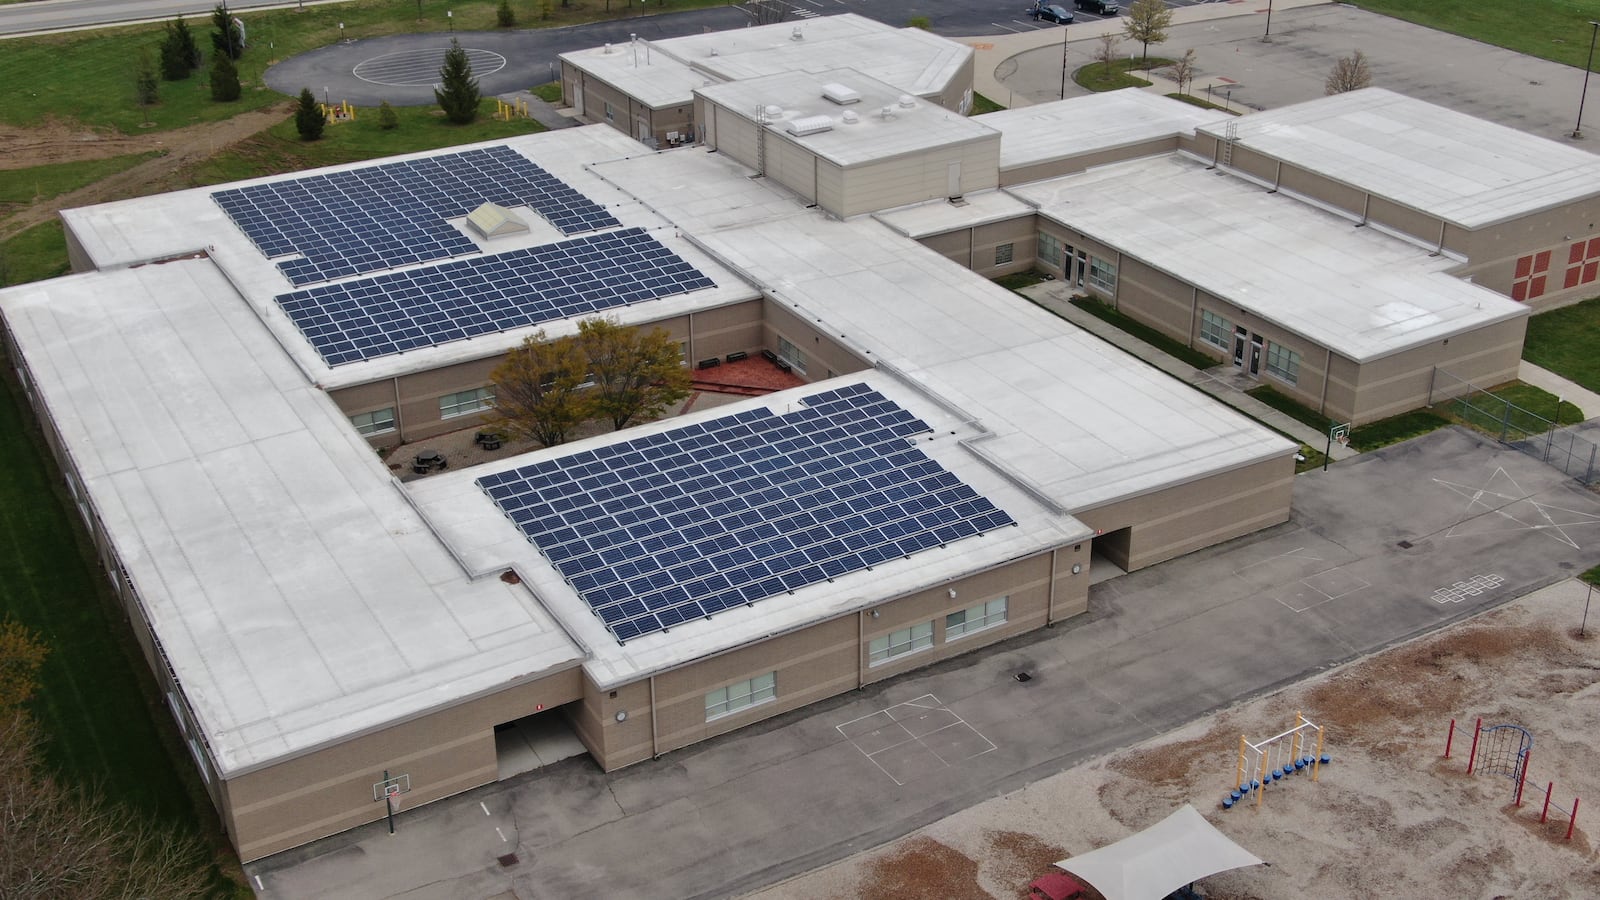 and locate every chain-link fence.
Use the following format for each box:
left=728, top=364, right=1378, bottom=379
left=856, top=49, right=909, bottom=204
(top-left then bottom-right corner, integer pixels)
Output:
left=1429, top=368, right=1599, bottom=485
